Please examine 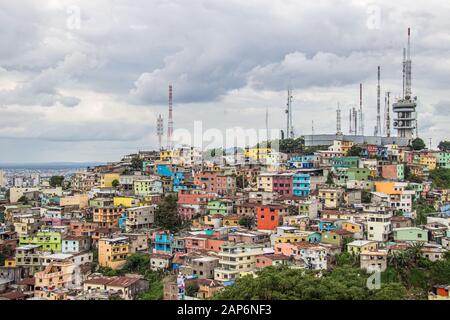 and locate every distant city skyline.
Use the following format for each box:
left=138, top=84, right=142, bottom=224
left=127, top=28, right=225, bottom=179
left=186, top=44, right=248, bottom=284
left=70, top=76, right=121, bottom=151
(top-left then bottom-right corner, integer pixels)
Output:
left=1, top=1, right=450, bottom=163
